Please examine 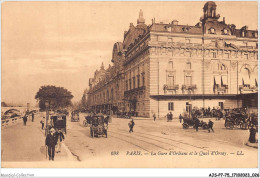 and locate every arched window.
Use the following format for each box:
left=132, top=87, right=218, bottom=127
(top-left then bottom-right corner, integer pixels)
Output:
left=168, top=61, right=173, bottom=70
left=241, top=67, right=251, bottom=86
left=209, top=28, right=216, bottom=34
left=107, top=90, right=109, bottom=102
left=111, top=88, right=114, bottom=102
left=116, top=84, right=119, bottom=99
left=220, top=64, right=226, bottom=70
